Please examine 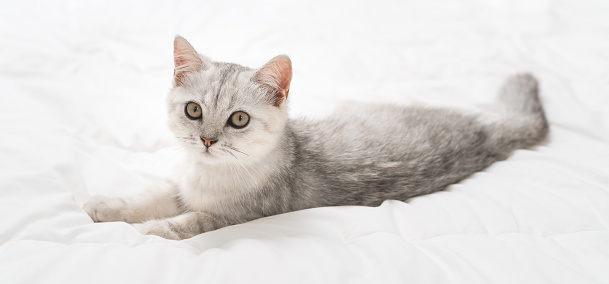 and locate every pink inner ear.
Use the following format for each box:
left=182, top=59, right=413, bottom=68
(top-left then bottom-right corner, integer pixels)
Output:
left=173, top=36, right=202, bottom=83
left=255, top=55, right=292, bottom=106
